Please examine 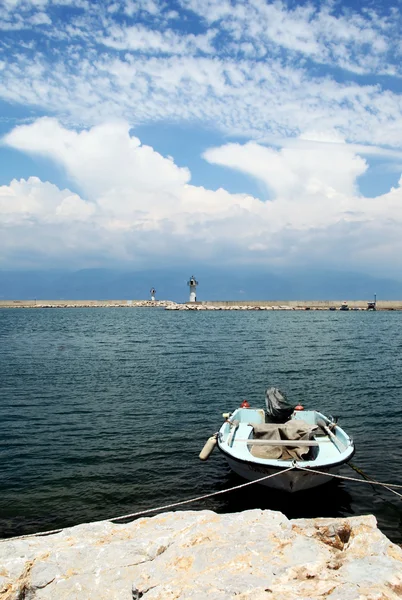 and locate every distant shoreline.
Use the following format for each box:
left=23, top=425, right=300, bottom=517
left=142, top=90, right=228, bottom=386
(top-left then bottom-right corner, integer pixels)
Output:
left=1, top=299, right=401, bottom=310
